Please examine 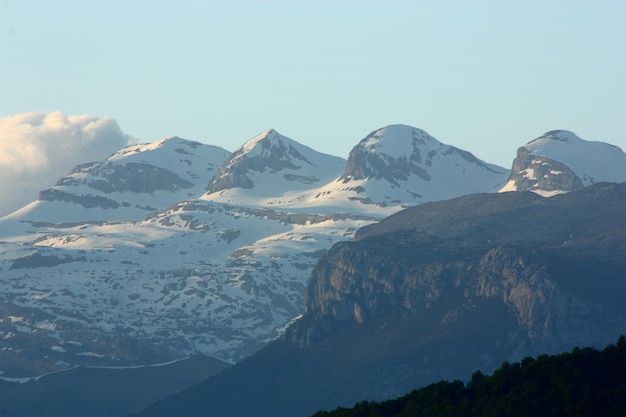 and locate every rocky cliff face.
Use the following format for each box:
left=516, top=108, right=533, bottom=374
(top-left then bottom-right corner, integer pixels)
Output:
left=280, top=183, right=626, bottom=406
left=293, top=182, right=626, bottom=354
